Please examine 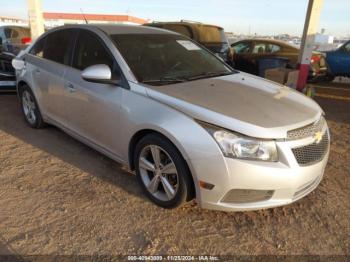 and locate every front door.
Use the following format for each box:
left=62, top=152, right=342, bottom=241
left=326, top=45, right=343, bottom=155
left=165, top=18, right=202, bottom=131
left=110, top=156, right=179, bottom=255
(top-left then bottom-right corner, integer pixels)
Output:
left=63, top=29, right=125, bottom=157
